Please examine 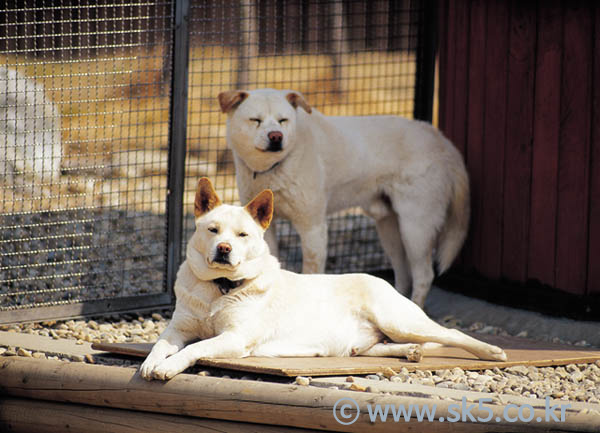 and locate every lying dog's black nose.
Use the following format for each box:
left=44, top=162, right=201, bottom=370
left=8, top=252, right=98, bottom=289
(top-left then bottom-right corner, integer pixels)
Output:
left=267, top=131, right=283, bottom=152
left=214, top=242, right=232, bottom=264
